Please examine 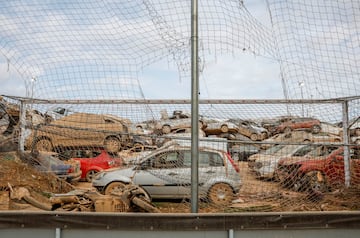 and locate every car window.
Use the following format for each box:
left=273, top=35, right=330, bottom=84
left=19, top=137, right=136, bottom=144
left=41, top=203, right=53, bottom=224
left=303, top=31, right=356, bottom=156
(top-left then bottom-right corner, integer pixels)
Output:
left=293, top=145, right=317, bottom=156
left=152, top=151, right=183, bottom=169
left=181, top=151, right=224, bottom=167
